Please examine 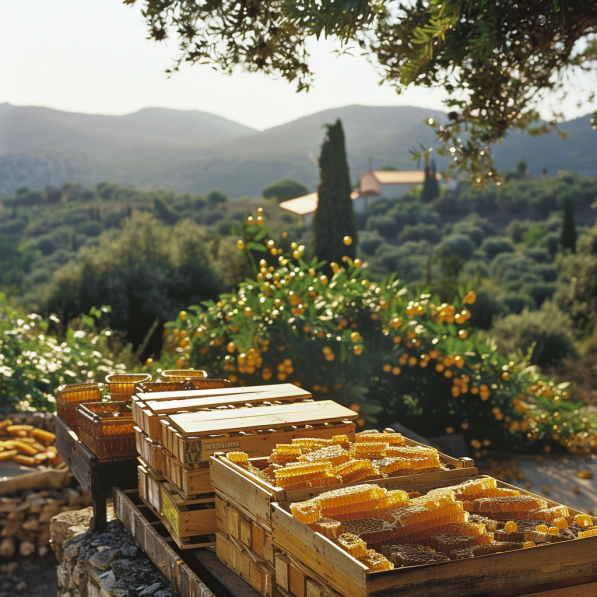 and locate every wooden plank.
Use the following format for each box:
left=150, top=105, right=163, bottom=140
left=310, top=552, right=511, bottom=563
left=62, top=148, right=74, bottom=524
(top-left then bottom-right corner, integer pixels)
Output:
left=209, top=453, right=477, bottom=528
left=160, top=483, right=218, bottom=538
left=271, top=504, right=368, bottom=597
left=163, top=450, right=213, bottom=499
left=55, top=414, right=138, bottom=497
left=515, top=580, right=597, bottom=597
left=271, top=475, right=597, bottom=597
left=145, top=390, right=312, bottom=415
left=171, top=421, right=356, bottom=464
left=137, top=383, right=311, bottom=403
left=170, top=401, right=357, bottom=436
